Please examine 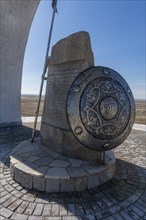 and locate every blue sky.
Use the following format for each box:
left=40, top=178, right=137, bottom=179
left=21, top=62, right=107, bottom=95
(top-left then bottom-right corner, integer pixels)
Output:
left=22, top=0, right=145, bottom=99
